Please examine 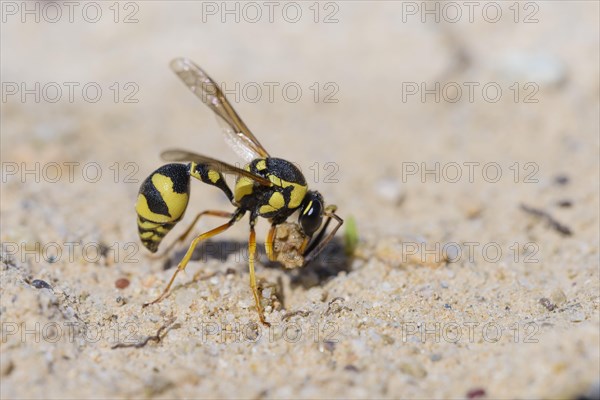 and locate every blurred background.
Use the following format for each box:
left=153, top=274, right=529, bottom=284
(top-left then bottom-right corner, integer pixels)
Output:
left=1, top=1, right=598, bottom=399
left=2, top=2, right=598, bottom=238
